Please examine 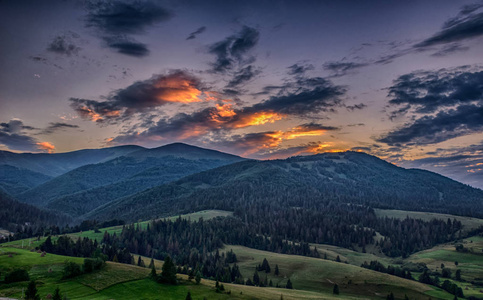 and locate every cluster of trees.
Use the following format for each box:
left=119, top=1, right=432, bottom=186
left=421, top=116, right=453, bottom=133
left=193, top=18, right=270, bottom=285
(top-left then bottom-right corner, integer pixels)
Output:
left=3, top=268, right=30, bottom=283
left=361, top=261, right=413, bottom=280
left=62, top=258, right=105, bottom=279
left=419, top=269, right=464, bottom=297
left=41, top=235, right=134, bottom=264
